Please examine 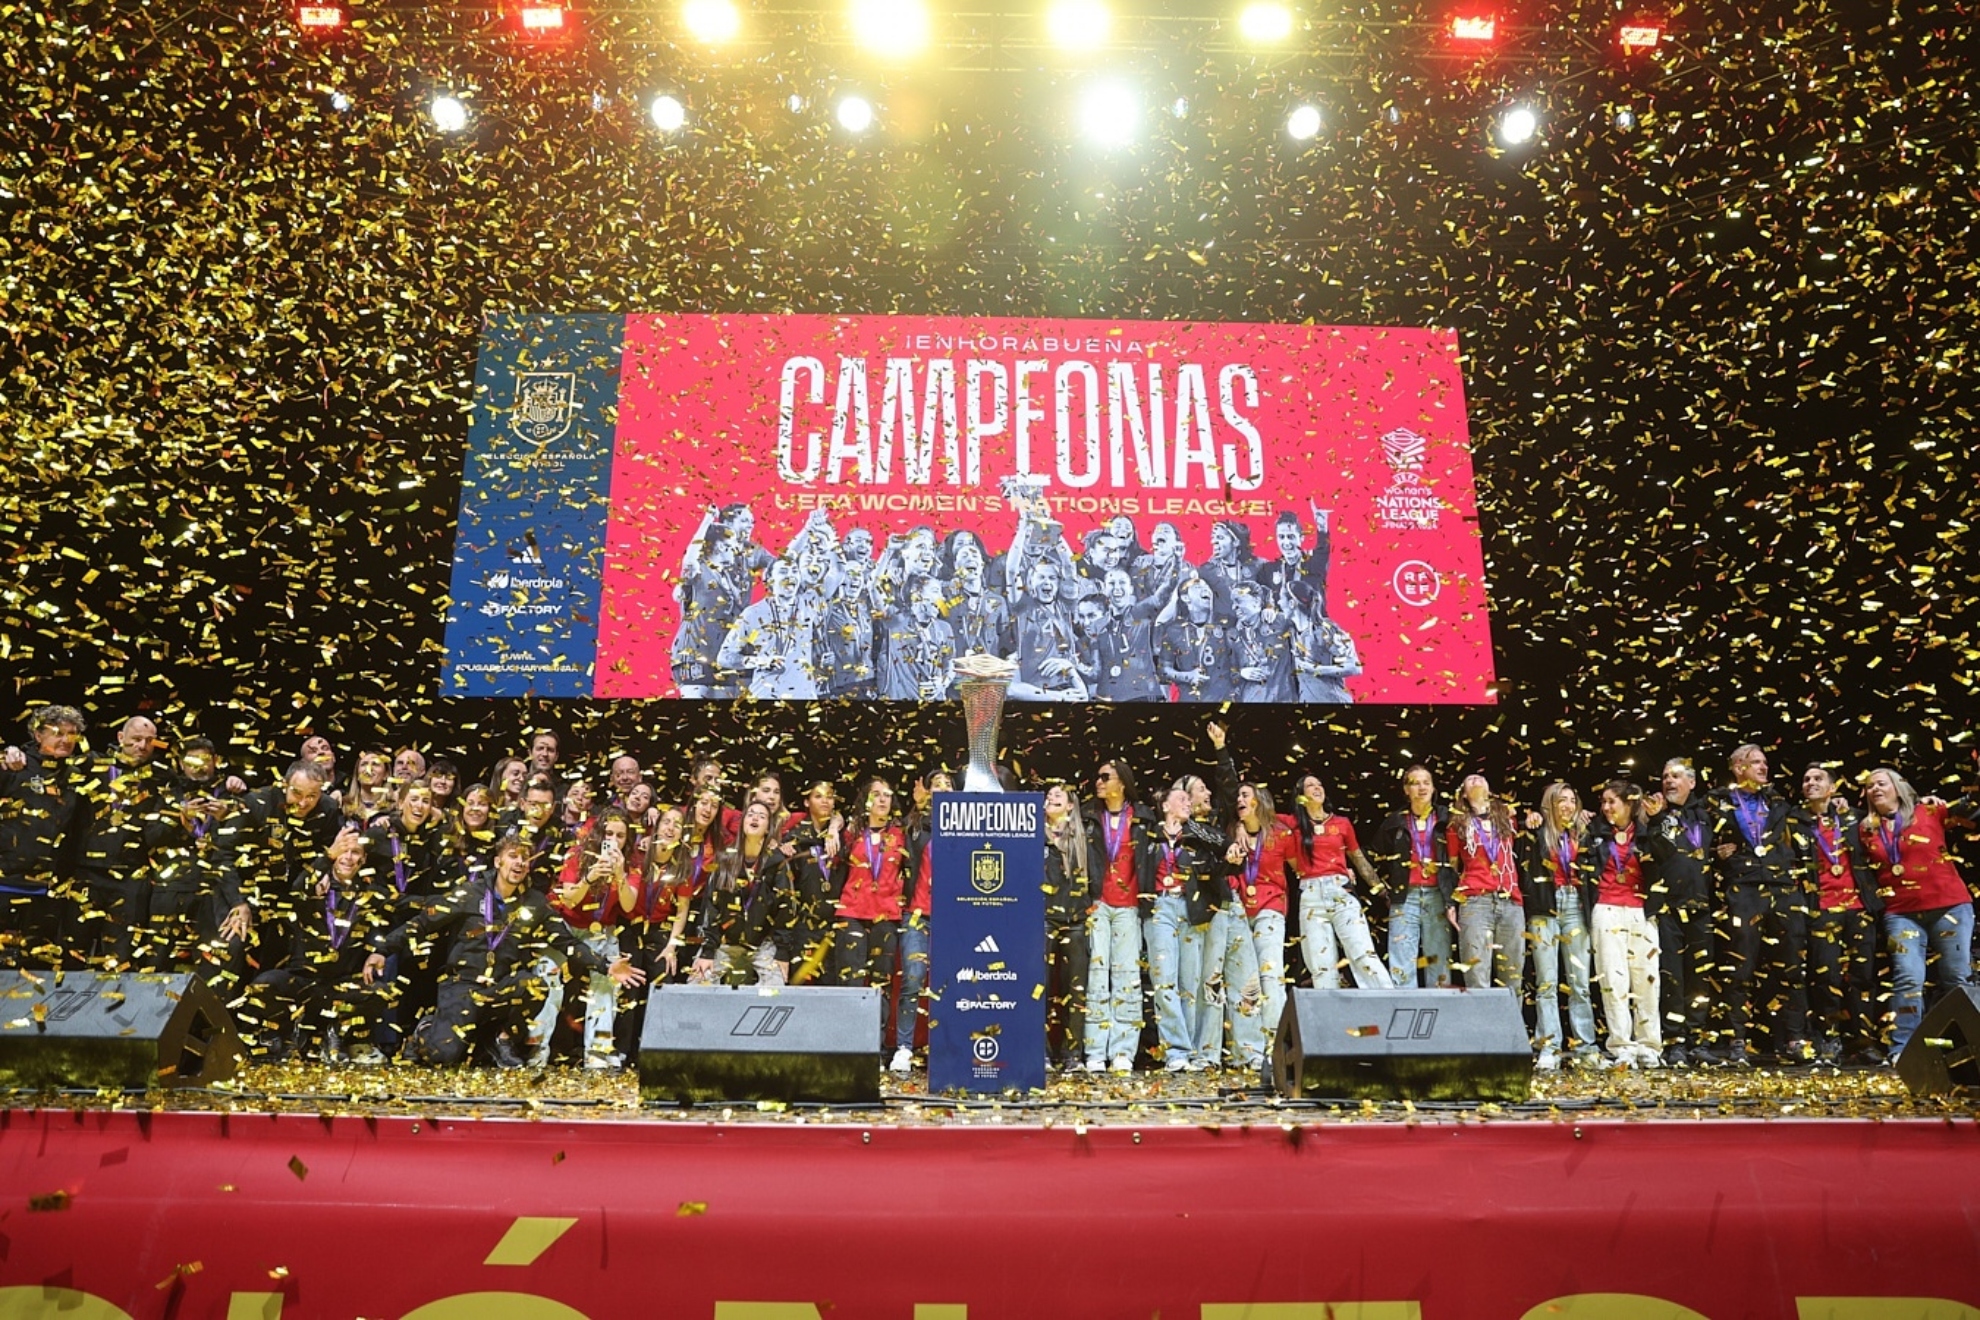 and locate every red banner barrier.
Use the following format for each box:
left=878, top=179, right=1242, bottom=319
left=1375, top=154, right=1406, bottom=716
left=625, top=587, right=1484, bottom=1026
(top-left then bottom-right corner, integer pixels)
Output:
left=2, top=1109, right=1978, bottom=1319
